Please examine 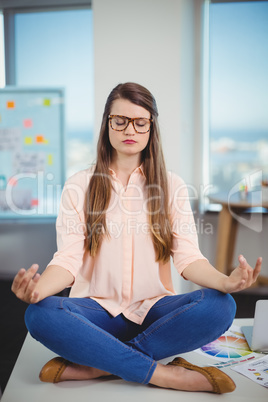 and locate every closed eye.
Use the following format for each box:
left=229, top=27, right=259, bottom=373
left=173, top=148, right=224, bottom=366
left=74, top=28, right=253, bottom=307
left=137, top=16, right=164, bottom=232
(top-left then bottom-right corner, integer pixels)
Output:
left=115, top=117, right=127, bottom=125
left=135, top=119, right=148, bottom=127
